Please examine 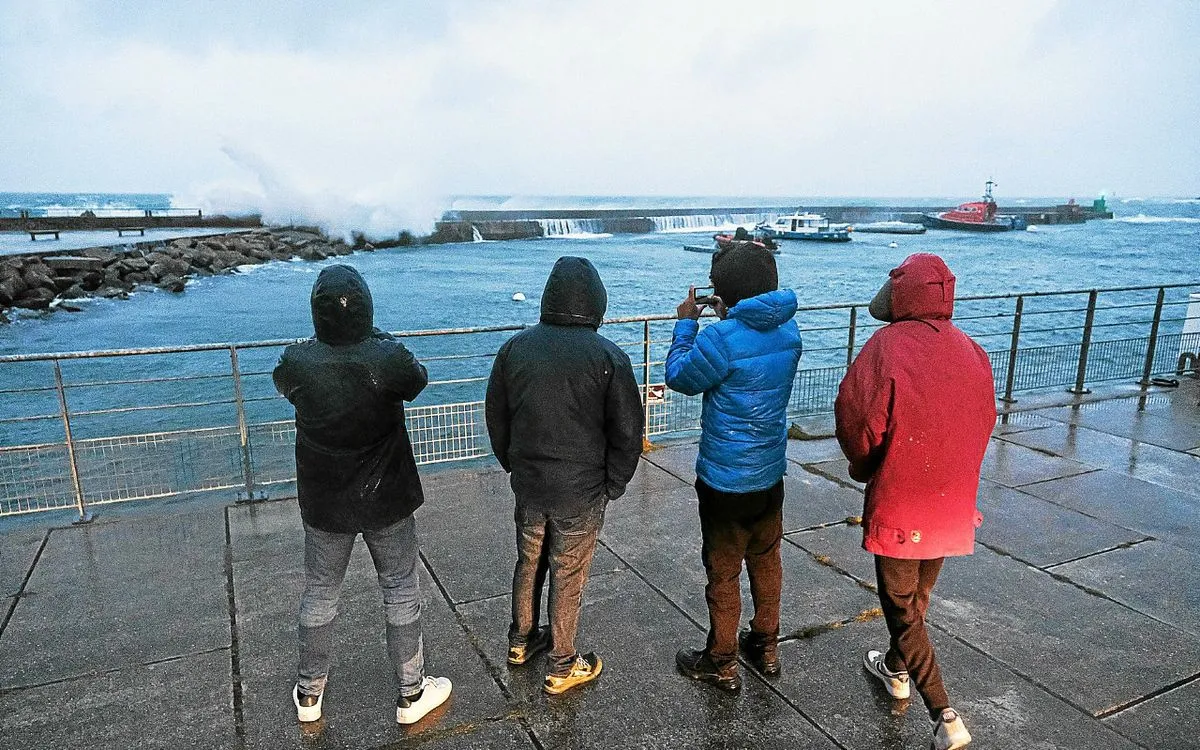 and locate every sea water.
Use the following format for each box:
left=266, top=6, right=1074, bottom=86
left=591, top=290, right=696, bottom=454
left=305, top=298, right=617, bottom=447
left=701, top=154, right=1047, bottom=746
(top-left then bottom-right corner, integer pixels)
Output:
left=1, top=195, right=1197, bottom=444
